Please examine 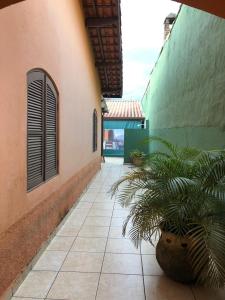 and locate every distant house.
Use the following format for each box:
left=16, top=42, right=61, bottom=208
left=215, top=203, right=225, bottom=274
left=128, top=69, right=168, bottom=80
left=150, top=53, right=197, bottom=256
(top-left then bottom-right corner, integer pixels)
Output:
left=103, top=100, right=145, bottom=157
left=0, top=0, right=122, bottom=297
